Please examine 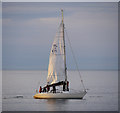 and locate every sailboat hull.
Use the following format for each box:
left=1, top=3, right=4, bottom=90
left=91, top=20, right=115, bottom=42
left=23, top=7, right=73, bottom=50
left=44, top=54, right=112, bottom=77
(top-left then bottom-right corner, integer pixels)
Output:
left=34, top=91, right=87, bottom=99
